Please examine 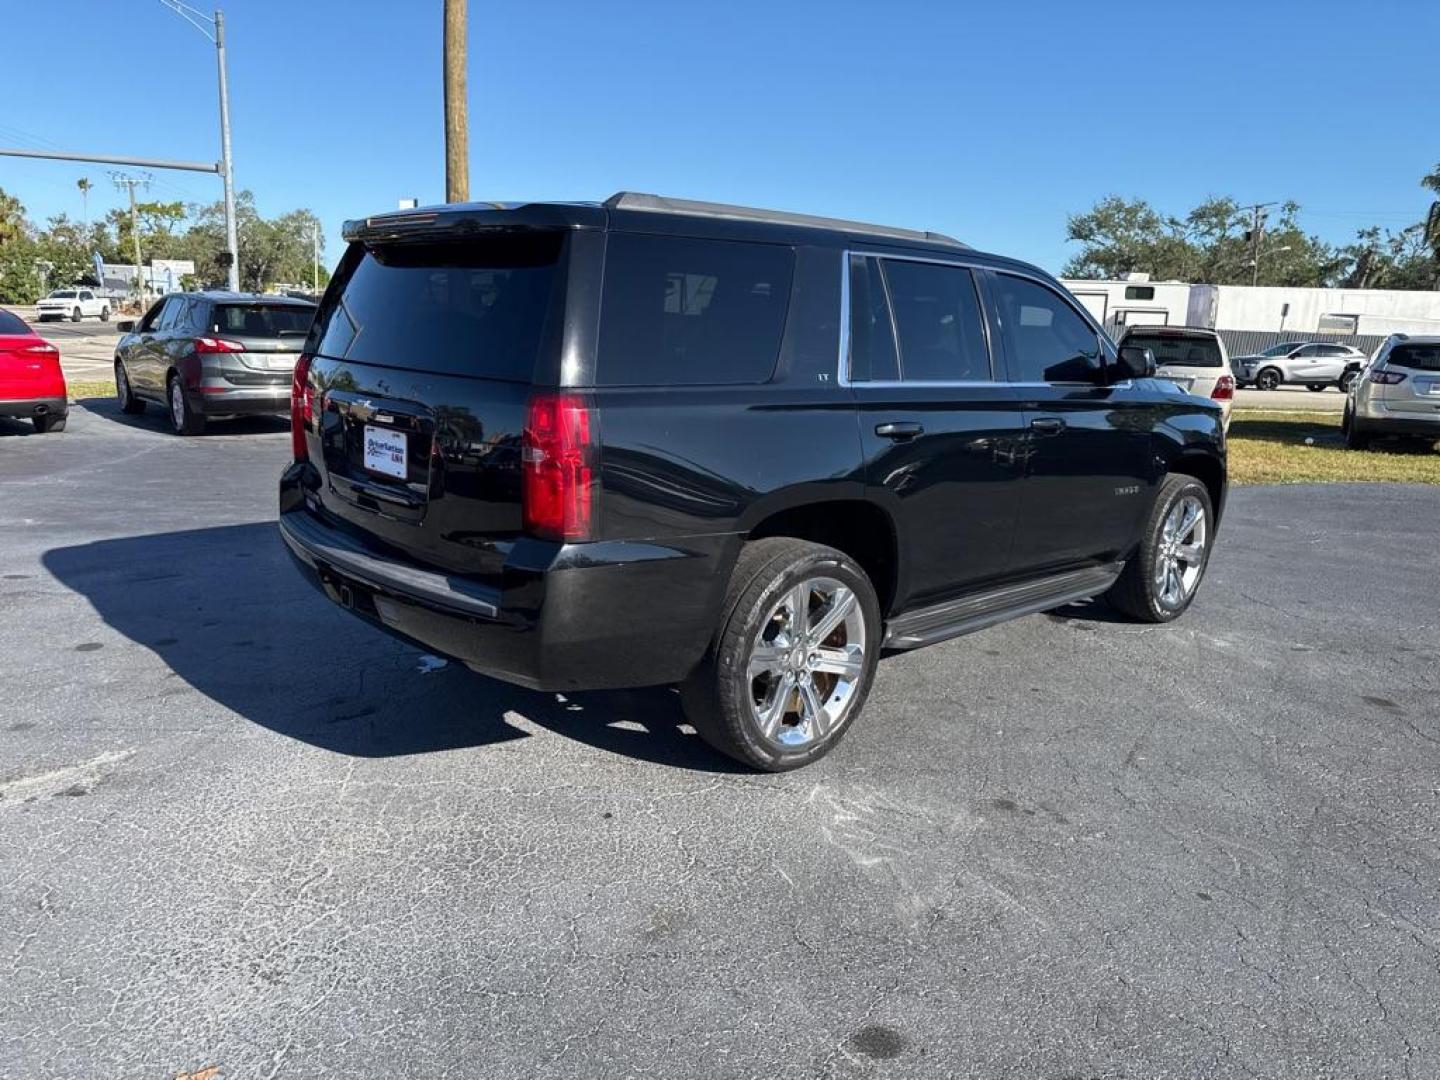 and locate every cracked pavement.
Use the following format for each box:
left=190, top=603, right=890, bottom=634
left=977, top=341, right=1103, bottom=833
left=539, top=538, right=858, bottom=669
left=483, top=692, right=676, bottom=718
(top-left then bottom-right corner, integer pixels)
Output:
left=2, top=400, right=1438, bottom=1079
